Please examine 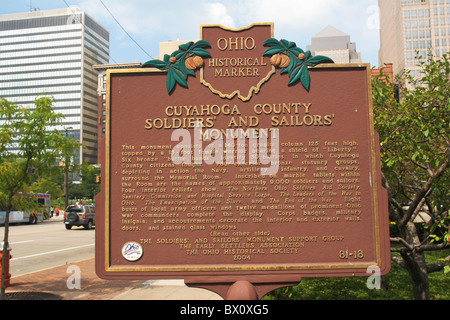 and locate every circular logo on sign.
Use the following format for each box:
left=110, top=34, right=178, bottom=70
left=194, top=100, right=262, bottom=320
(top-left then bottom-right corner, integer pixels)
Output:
left=121, top=242, right=143, bottom=262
